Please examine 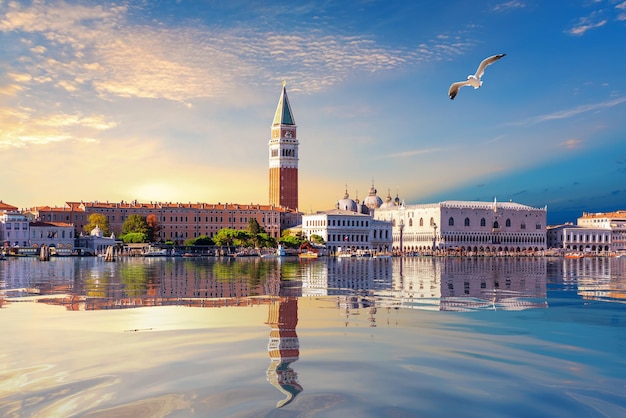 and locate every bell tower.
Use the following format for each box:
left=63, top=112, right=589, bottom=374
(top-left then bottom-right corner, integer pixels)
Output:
left=269, top=82, right=299, bottom=210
